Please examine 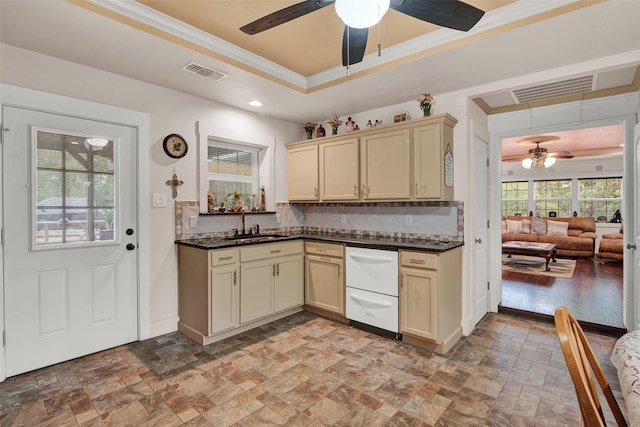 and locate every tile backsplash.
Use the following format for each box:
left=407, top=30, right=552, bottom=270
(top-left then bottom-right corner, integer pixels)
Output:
left=175, top=200, right=463, bottom=243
